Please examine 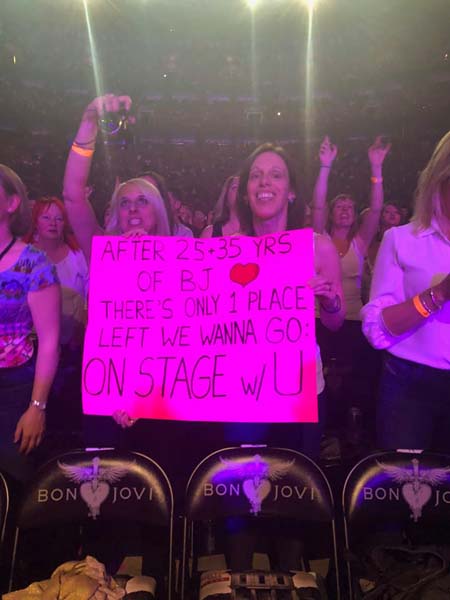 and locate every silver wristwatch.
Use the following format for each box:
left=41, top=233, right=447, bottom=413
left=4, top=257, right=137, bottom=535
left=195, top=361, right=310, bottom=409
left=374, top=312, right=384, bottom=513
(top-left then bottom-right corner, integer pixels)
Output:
left=30, top=399, right=47, bottom=411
